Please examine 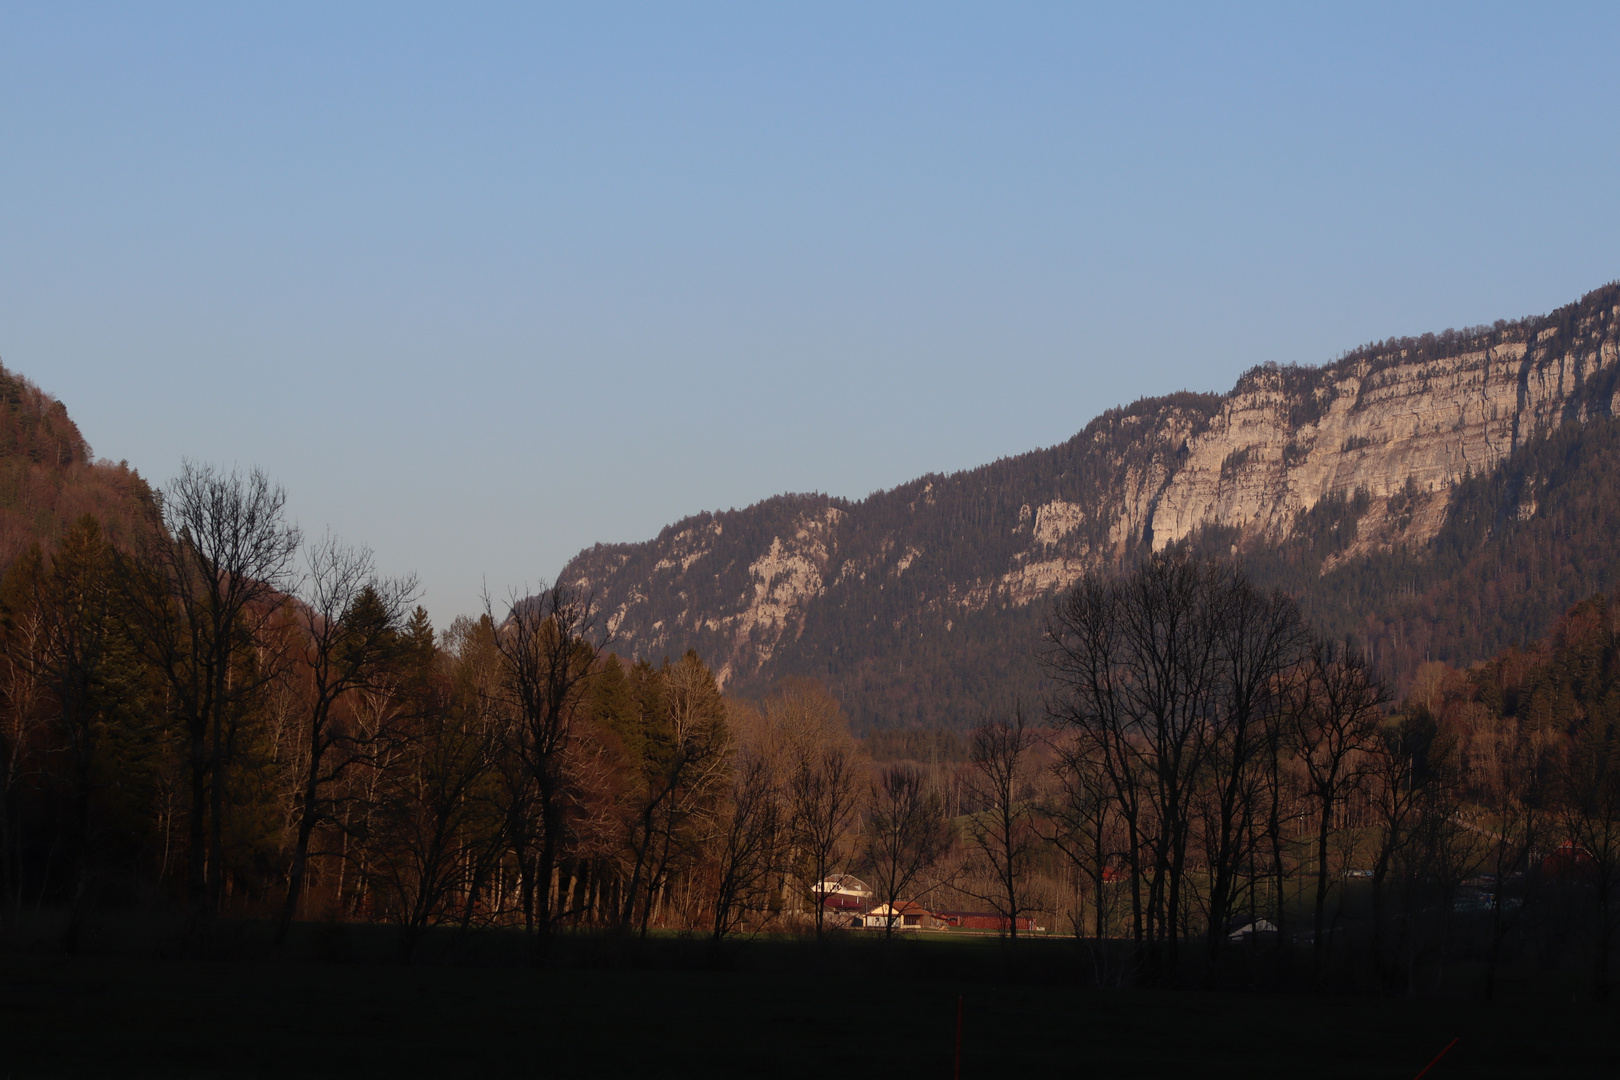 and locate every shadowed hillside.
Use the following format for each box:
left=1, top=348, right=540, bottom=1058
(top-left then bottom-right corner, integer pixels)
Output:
left=0, top=363, right=154, bottom=567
